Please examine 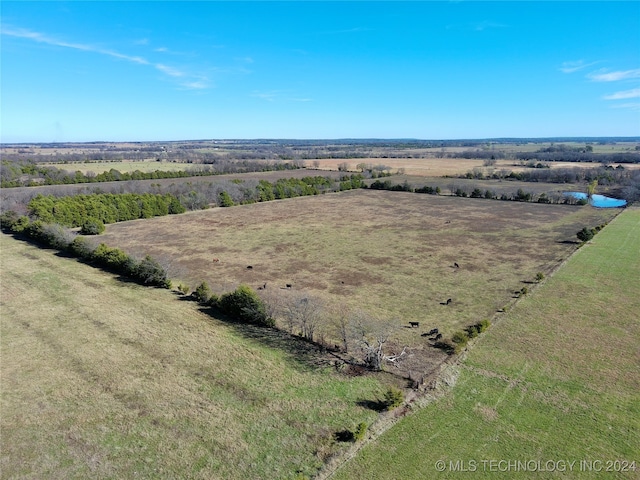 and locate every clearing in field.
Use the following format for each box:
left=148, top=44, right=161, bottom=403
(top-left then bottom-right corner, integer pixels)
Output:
left=332, top=207, right=640, bottom=480
left=98, top=190, right=619, bottom=377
